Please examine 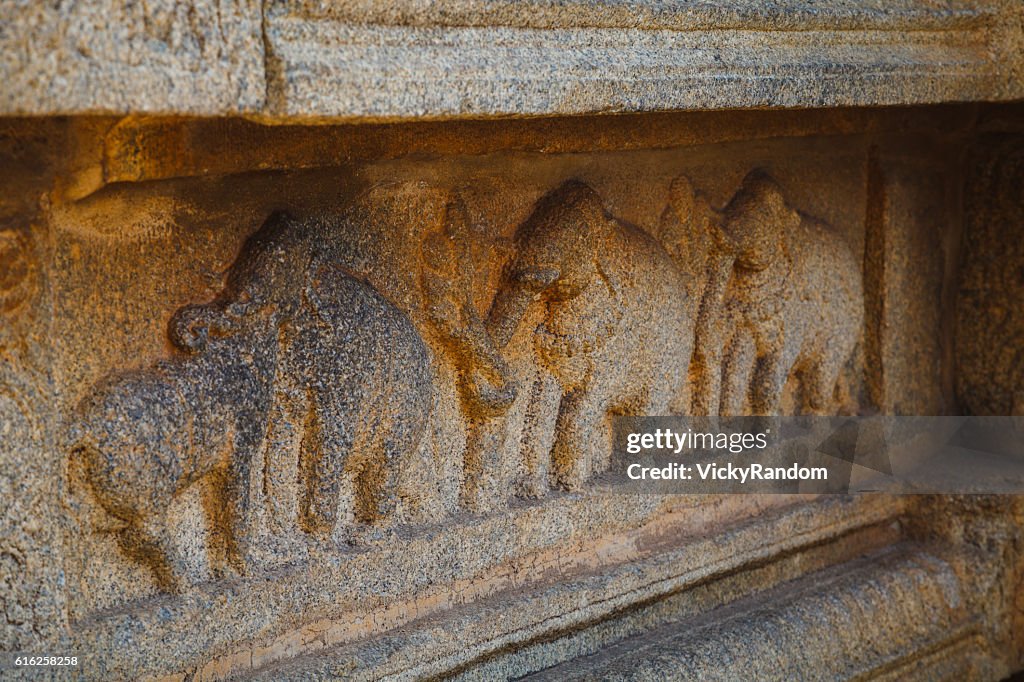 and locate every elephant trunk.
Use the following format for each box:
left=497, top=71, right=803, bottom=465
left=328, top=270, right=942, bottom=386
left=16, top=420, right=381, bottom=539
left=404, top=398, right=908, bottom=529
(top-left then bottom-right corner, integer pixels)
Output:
left=168, top=296, right=270, bottom=354
left=486, top=266, right=559, bottom=348
left=168, top=303, right=233, bottom=353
